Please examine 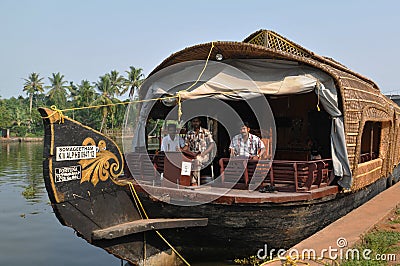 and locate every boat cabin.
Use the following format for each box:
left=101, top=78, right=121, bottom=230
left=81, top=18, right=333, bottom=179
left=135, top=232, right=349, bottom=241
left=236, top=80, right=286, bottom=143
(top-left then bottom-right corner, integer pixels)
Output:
left=123, top=30, right=400, bottom=193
